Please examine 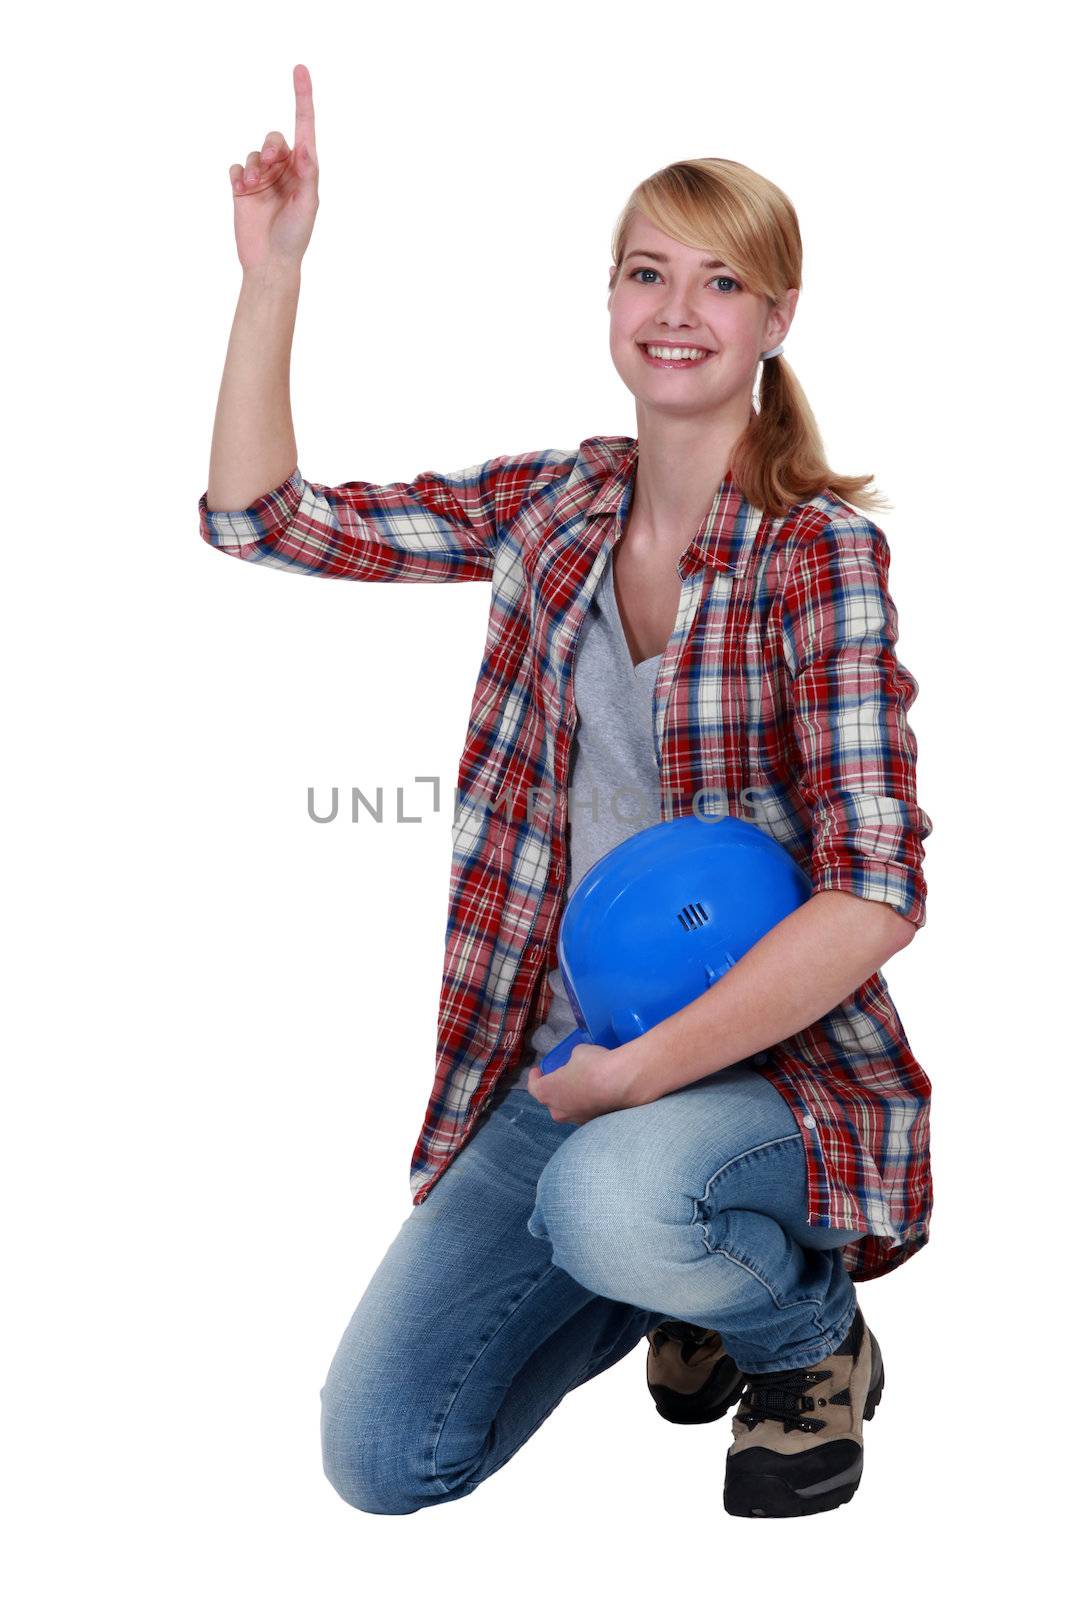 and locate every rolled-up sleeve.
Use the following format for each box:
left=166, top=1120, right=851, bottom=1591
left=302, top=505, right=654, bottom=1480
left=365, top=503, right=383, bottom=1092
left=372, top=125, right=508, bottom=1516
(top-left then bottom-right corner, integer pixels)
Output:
left=777, top=512, right=933, bottom=930
left=197, top=448, right=572, bottom=583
